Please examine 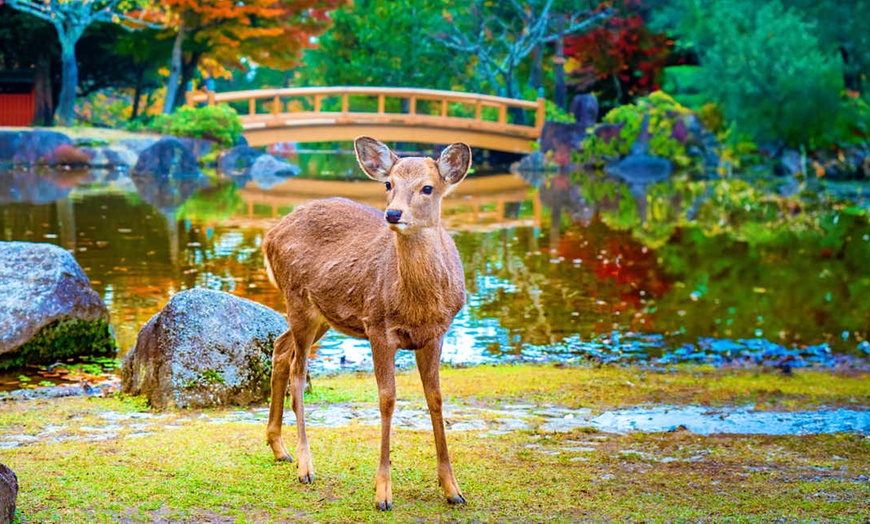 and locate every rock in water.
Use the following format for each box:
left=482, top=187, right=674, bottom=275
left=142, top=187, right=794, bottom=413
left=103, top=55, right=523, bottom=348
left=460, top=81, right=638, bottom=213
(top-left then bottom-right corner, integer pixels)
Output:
left=121, top=288, right=288, bottom=409
left=0, top=241, right=114, bottom=369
